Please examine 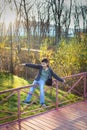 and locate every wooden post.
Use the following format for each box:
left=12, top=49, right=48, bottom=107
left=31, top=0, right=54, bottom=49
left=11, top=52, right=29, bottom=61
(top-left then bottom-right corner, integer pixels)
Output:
left=56, top=81, right=58, bottom=110
left=18, top=90, right=21, bottom=130
left=25, top=67, right=28, bottom=80
left=84, top=74, right=87, bottom=98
